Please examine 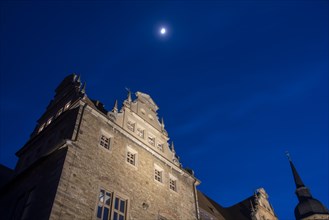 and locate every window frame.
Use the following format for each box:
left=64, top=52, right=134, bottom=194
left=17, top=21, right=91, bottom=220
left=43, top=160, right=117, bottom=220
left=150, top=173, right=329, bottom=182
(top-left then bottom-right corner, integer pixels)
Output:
left=126, top=120, right=135, bottom=132
left=136, top=127, right=144, bottom=139
left=126, top=146, right=138, bottom=168
left=169, top=175, right=178, bottom=192
left=157, top=142, right=164, bottom=152
left=96, top=188, right=129, bottom=220
left=148, top=135, right=155, bottom=146
left=99, top=130, right=112, bottom=151
left=154, top=164, right=164, bottom=184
